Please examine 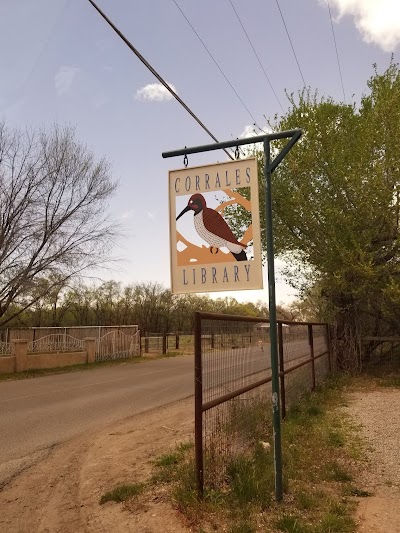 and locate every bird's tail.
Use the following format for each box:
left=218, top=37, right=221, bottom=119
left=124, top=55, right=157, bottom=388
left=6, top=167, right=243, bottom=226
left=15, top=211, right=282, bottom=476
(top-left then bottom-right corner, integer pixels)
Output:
left=231, top=250, right=247, bottom=261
